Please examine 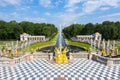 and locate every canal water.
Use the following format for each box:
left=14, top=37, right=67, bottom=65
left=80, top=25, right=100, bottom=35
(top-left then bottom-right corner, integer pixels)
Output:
left=55, top=35, right=66, bottom=48
left=37, top=35, right=85, bottom=53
